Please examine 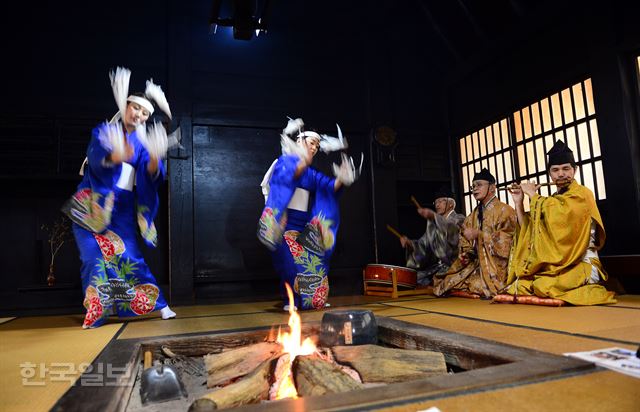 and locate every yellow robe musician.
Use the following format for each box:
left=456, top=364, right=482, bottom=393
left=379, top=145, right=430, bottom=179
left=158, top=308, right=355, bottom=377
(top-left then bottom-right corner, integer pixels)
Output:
left=504, top=140, right=616, bottom=305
